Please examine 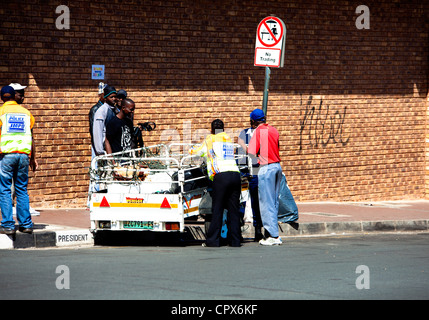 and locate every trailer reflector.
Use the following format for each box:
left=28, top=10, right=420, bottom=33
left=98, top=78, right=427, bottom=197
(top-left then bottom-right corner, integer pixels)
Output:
left=166, top=222, right=180, bottom=230
left=100, top=196, right=110, bottom=208
left=160, top=197, right=171, bottom=209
